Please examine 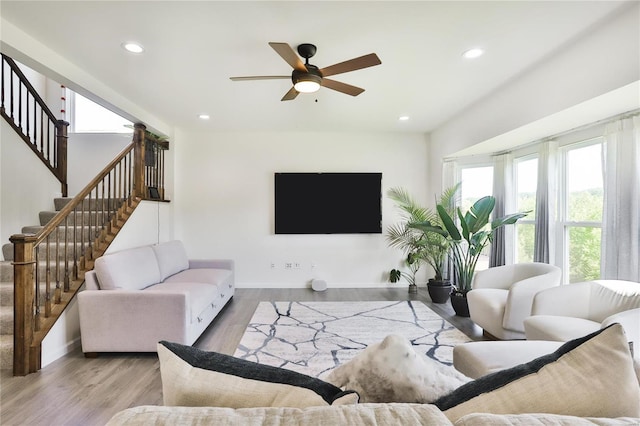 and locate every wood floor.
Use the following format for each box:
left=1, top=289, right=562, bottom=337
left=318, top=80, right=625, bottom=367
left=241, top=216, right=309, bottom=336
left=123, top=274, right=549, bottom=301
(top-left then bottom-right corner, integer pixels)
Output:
left=0, top=287, right=483, bottom=426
